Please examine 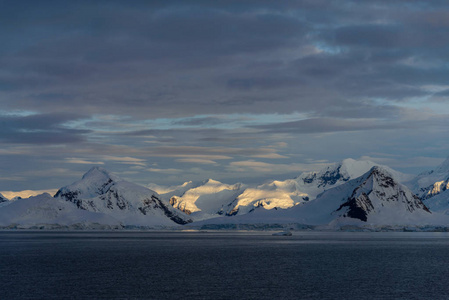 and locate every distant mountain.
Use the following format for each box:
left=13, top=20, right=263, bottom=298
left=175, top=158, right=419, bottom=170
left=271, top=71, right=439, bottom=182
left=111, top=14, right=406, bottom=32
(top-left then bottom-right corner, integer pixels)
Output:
left=156, top=158, right=413, bottom=221
left=295, top=158, right=413, bottom=199
left=55, top=167, right=192, bottom=226
left=0, top=193, right=8, bottom=203
left=404, top=157, right=449, bottom=214
left=0, top=193, right=121, bottom=229
left=331, top=166, right=430, bottom=224
left=4, top=158, right=449, bottom=230
left=158, top=179, right=245, bottom=220
left=155, top=178, right=310, bottom=220
left=224, top=179, right=308, bottom=217
left=195, top=167, right=437, bottom=228
left=0, top=193, right=9, bottom=208
left=408, top=156, right=449, bottom=199
left=149, top=181, right=200, bottom=199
